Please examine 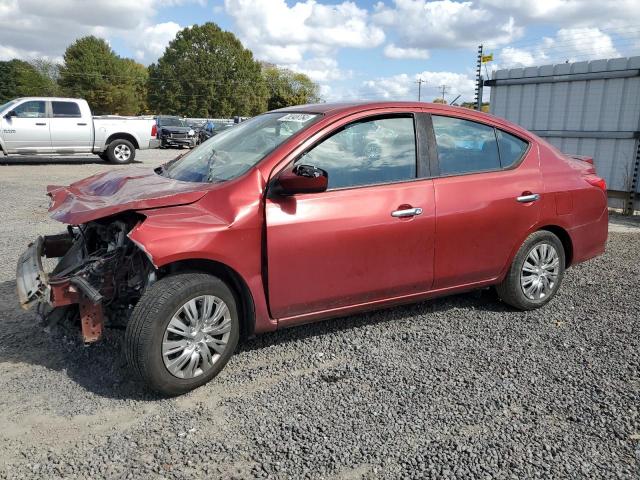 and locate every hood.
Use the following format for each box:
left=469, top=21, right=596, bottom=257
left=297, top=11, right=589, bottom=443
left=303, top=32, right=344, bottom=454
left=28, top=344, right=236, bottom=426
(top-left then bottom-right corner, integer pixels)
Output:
left=48, top=167, right=210, bottom=224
